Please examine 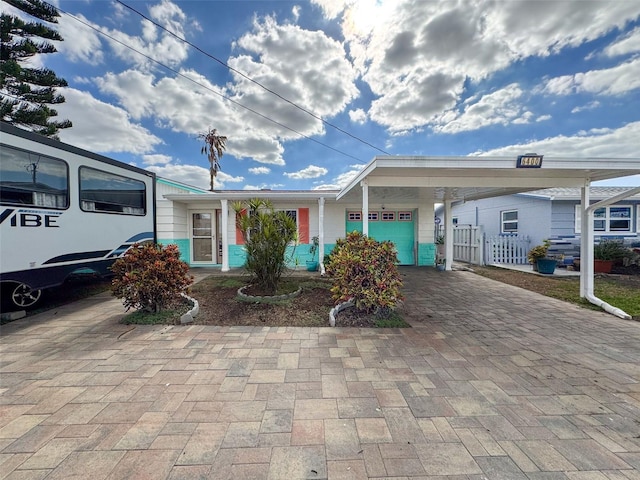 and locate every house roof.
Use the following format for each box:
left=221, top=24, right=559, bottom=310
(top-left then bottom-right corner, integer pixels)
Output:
left=337, top=155, right=640, bottom=204
left=519, top=187, right=640, bottom=201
